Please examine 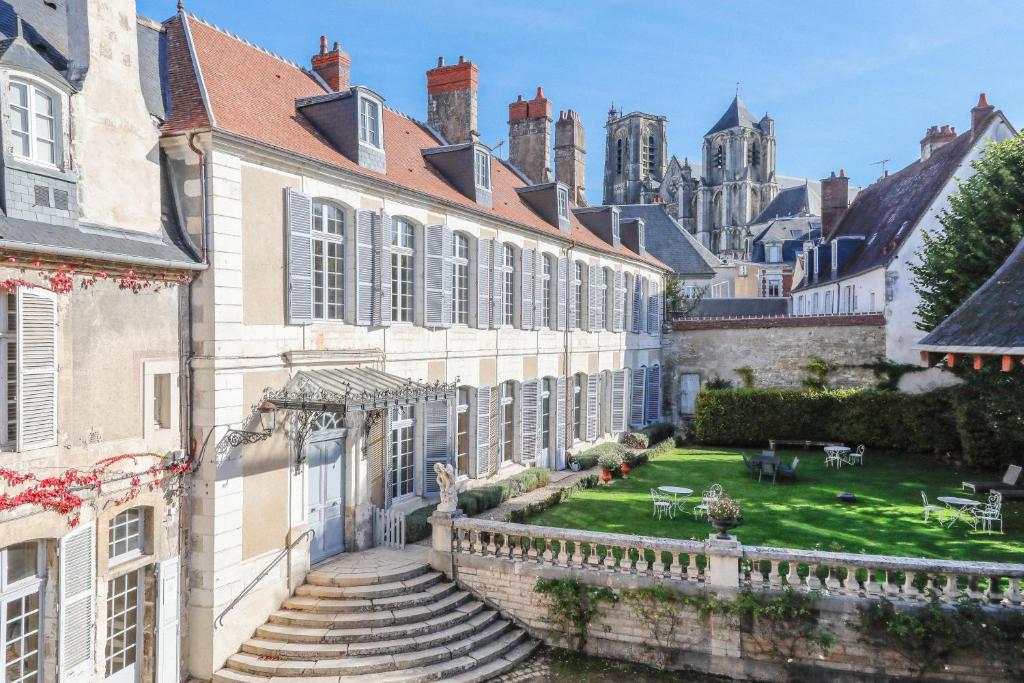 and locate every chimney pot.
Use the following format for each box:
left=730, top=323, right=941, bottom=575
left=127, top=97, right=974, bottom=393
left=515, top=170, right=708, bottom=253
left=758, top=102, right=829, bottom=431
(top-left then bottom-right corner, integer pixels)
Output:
left=319, top=35, right=328, bottom=55
left=971, top=92, right=995, bottom=138
left=426, top=57, right=479, bottom=145
left=536, top=86, right=544, bottom=98
left=311, top=35, right=351, bottom=92
left=821, top=169, right=850, bottom=239
left=458, top=55, right=465, bottom=64
left=555, top=106, right=587, bottom=206
left=508, top=86, right=552, bottom=183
